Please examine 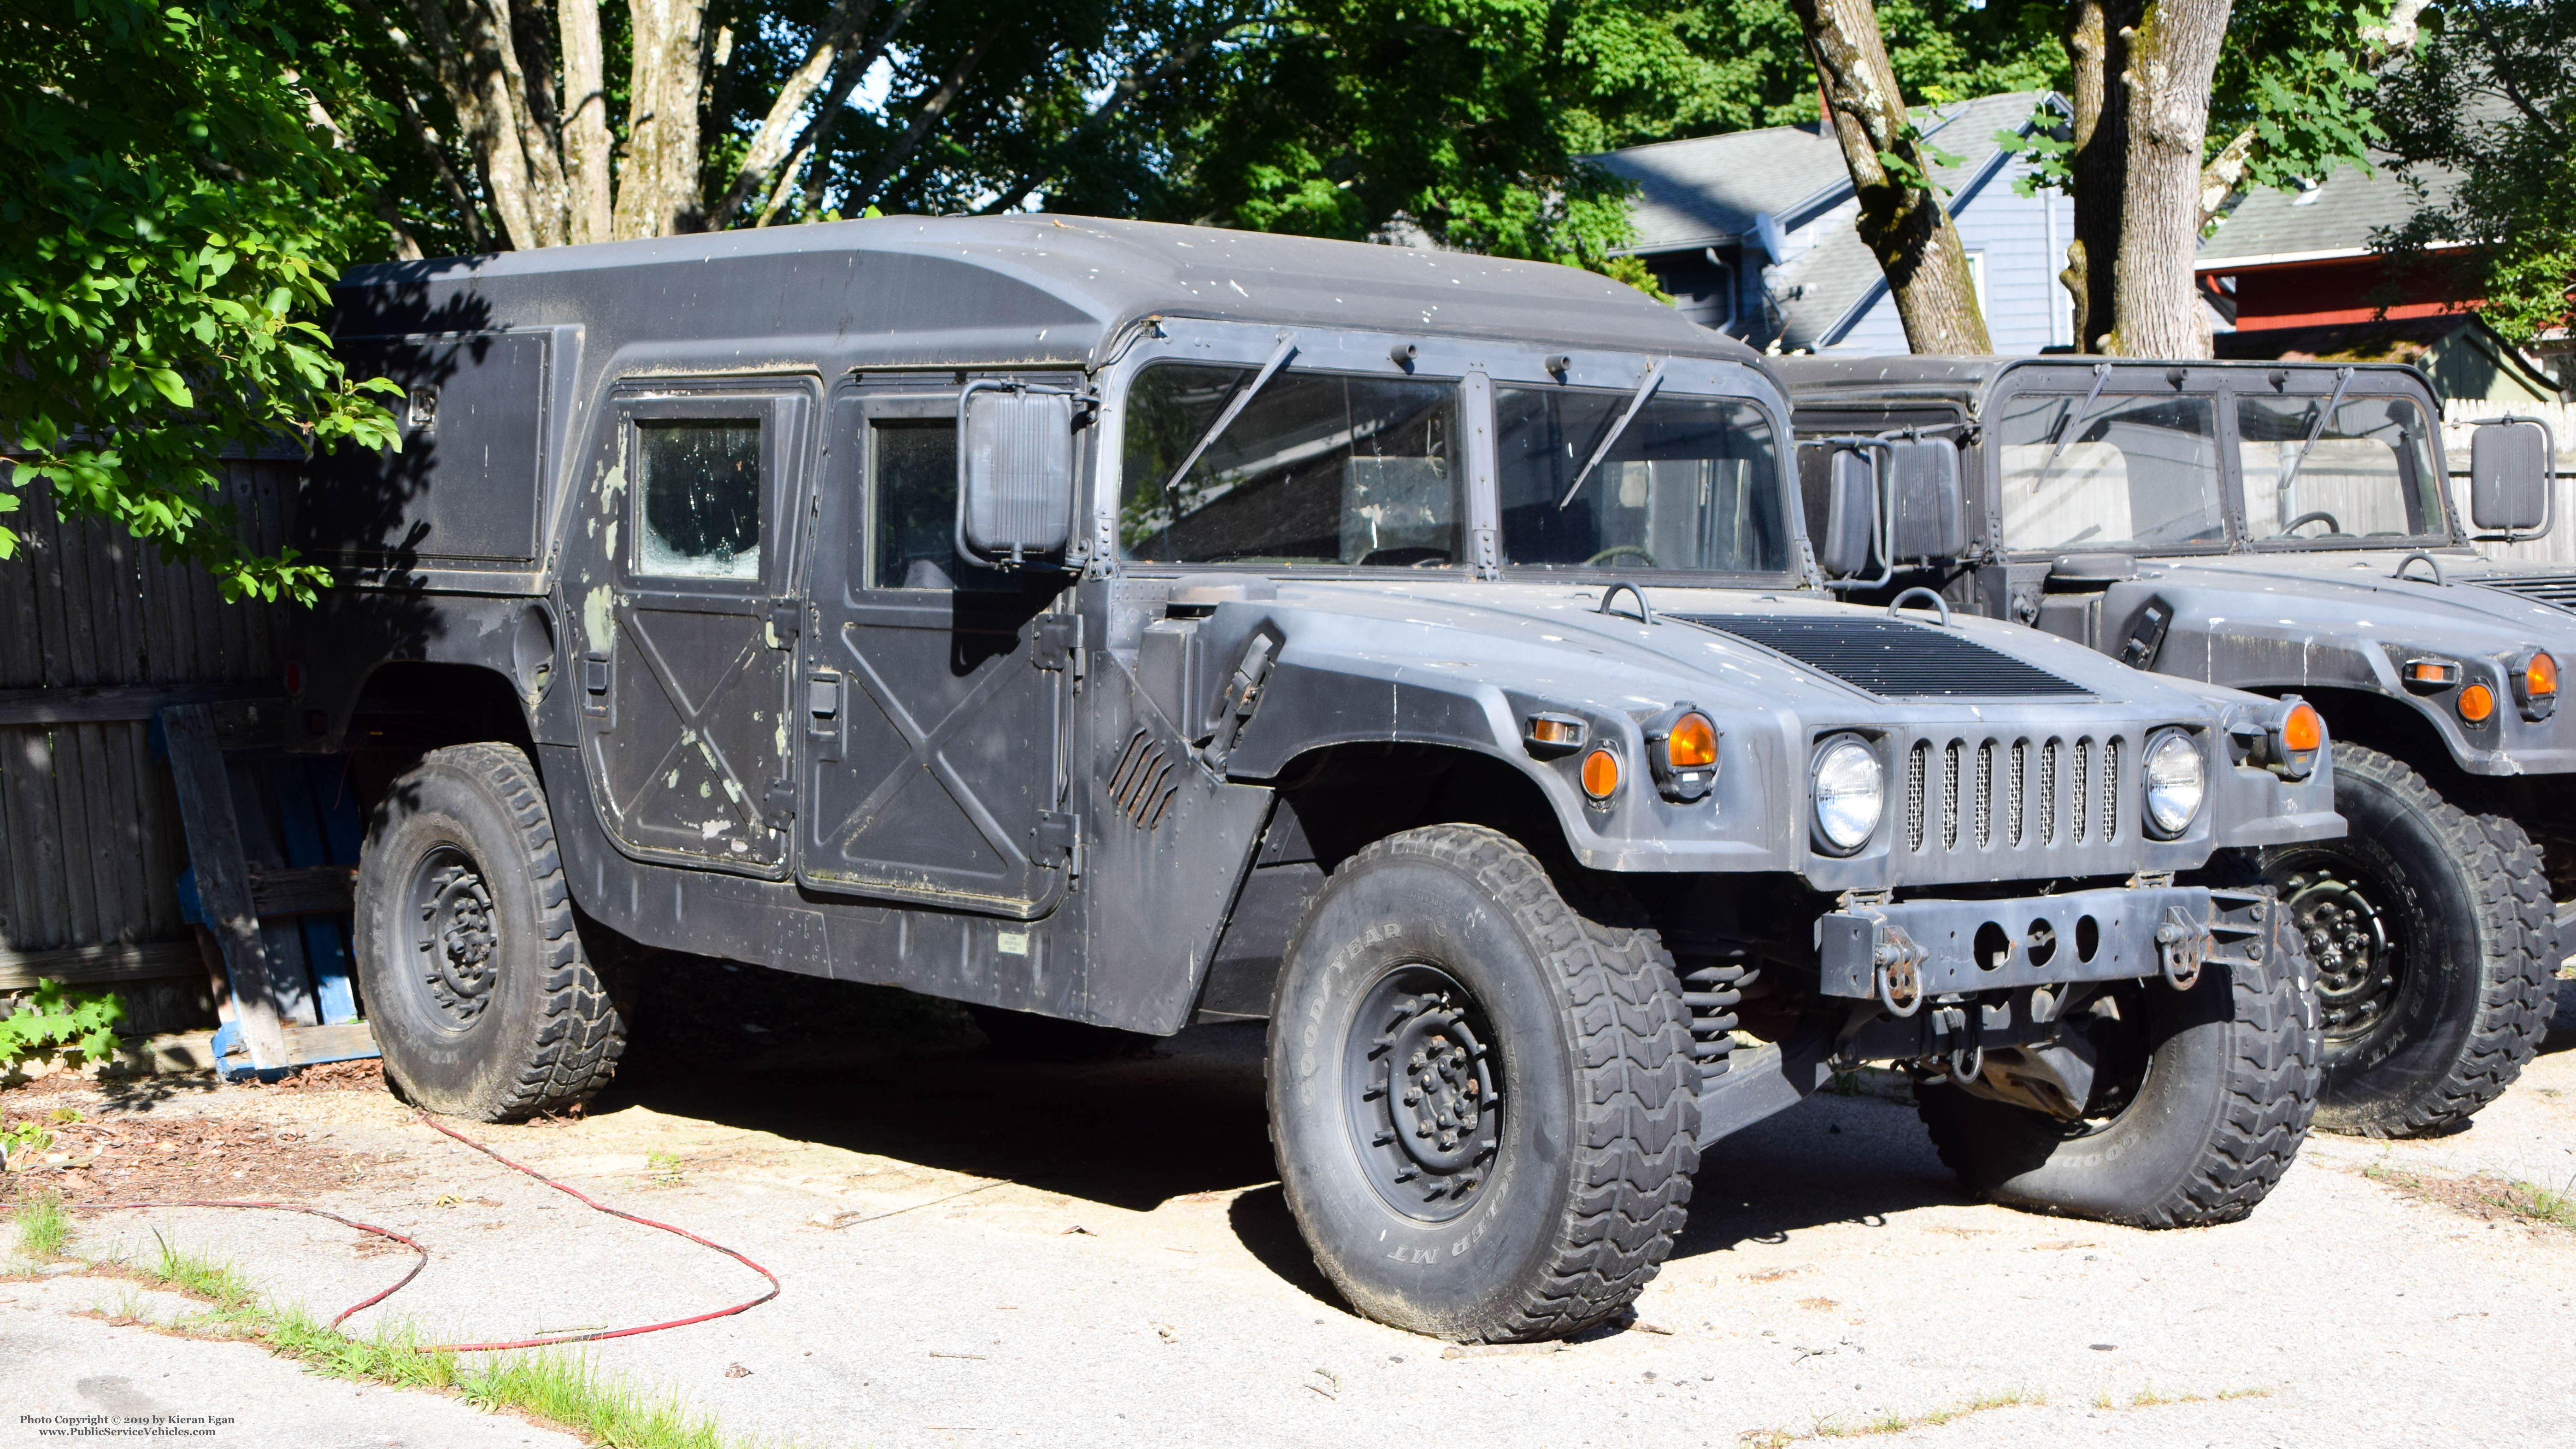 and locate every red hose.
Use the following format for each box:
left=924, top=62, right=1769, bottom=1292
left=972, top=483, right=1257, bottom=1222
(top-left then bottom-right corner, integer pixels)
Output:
left=63, top=1111, right=780, bottom=1352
